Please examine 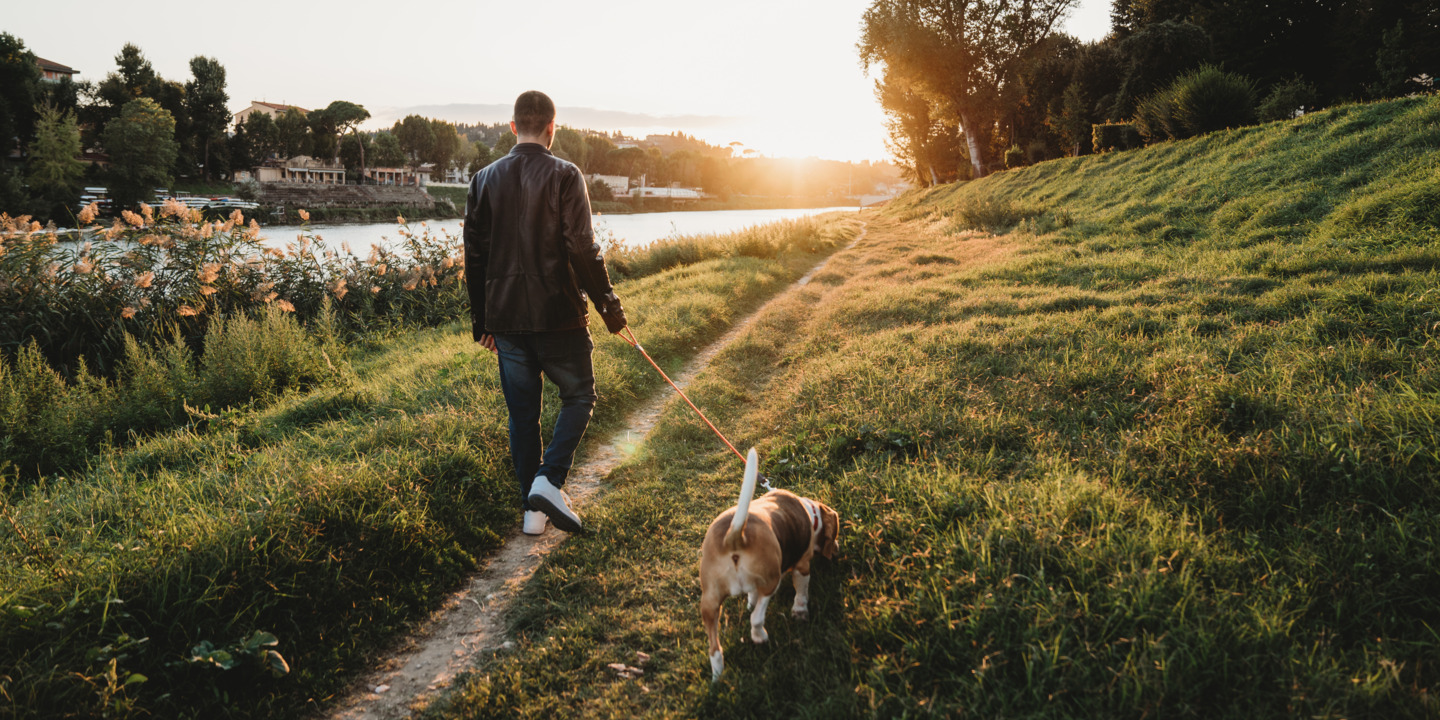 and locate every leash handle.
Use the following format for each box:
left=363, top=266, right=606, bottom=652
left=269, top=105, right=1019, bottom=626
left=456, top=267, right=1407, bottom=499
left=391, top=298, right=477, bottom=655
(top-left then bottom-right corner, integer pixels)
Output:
left=618, top=326, right=770, bottom=489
